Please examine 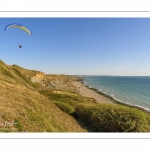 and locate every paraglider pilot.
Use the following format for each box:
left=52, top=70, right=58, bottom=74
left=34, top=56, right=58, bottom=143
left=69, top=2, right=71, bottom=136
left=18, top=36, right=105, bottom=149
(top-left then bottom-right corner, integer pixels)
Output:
left=19, top=45, right=22, bottom=48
